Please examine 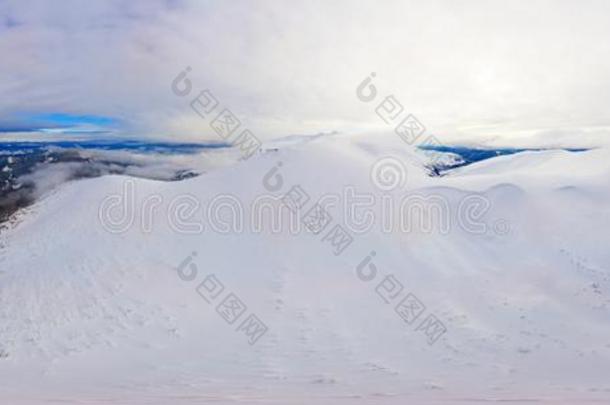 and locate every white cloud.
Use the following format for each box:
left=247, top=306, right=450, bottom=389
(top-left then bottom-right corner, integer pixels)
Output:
left=1, top=0, right=610, bottom=146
